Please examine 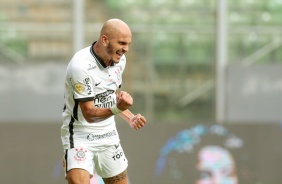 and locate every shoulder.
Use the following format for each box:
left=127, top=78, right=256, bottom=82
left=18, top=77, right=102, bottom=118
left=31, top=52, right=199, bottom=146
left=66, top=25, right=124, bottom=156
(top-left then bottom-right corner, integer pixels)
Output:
left=73, top=46, right=92, bottom=62
left=68, top=46, right=96, bottom=72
